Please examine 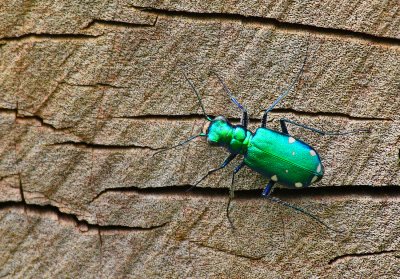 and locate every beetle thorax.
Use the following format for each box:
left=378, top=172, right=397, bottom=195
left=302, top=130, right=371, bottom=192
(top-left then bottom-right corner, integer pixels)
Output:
left=206, top=116, right=251, bottom=155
